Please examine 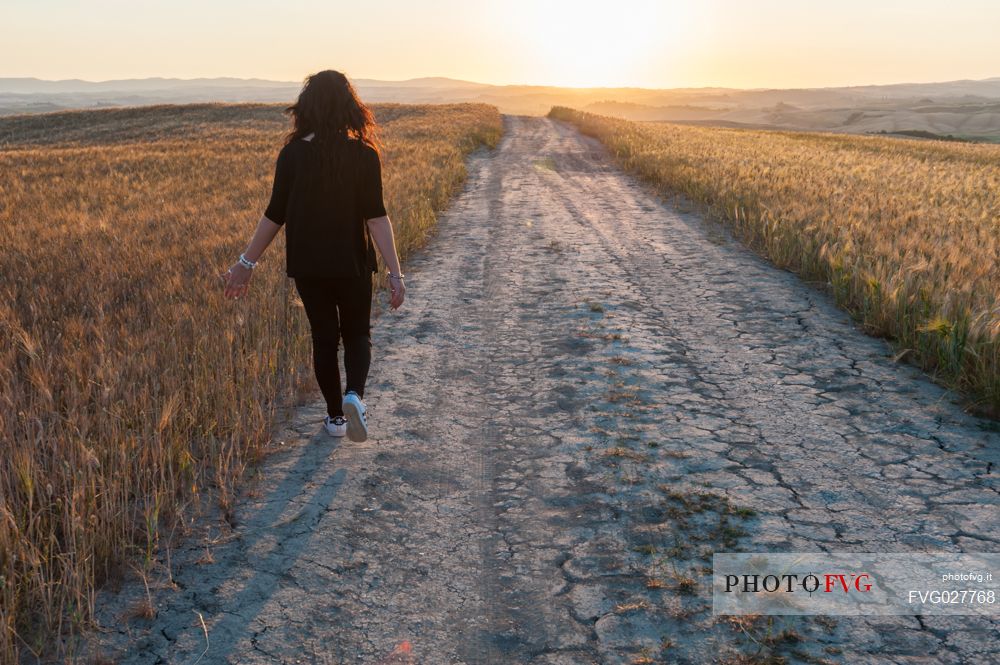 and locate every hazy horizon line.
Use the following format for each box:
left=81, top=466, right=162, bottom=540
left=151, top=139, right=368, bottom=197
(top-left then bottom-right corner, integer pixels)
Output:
left=4, top=73, right=1000, bottom=93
